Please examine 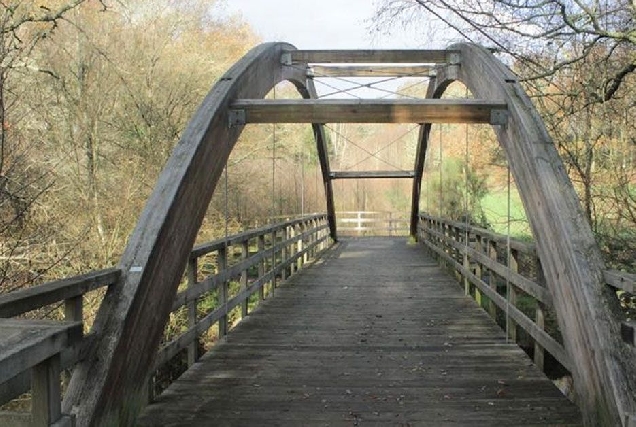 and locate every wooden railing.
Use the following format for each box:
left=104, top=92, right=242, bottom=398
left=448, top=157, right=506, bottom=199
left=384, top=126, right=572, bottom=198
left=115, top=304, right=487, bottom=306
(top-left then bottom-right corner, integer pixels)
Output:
left=336, top=211, right=409, bottom=236
left=418, top=213, right=636, bottom=377
left=0, top=214, right=330, bottom=425
left=149, top=214, right=330, bottom=398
